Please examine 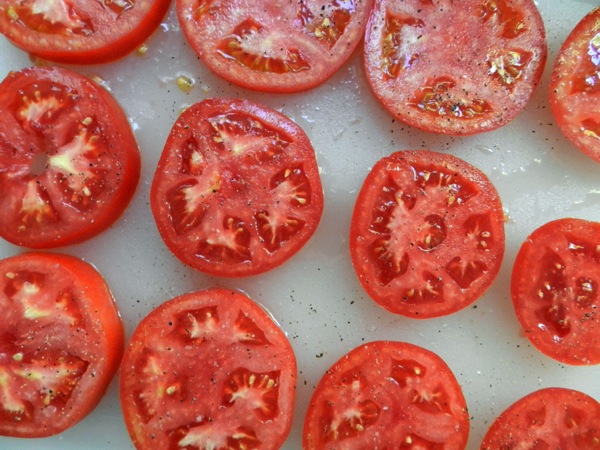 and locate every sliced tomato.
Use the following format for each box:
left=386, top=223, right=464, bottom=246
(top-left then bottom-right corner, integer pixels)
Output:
left=481, top=387, right=600, bottom=449
left=549, top=7, right=600, bottom=162
left=176, top=0, right=373, bottom=92
left=511, top=218, right=600, bottom=365
left=303, top=341, right=469, bottom=449
left=363, top=0, right=547, bottom=135
left=0, top=251, right=124, bottom=437
left=120, top=288, right=297, bottom=449
left=0, top=0, right=171, bottom=64
left=150, top=97, right=323, bottom=277
left=350, top=150, right=505, bottom=318
left=0, top=66, right=140, bottom=249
